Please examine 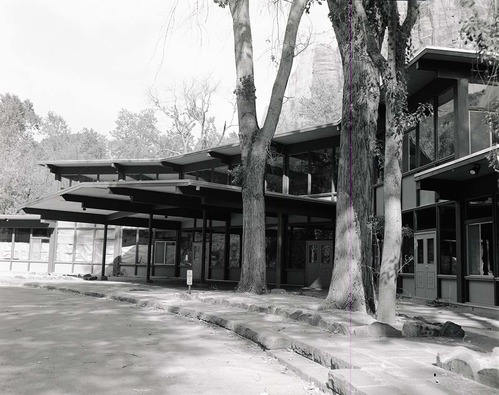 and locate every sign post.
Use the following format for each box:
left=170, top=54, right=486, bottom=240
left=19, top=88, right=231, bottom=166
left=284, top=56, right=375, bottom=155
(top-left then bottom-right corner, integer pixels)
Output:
left=186, top=269, right=193, bottom=294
